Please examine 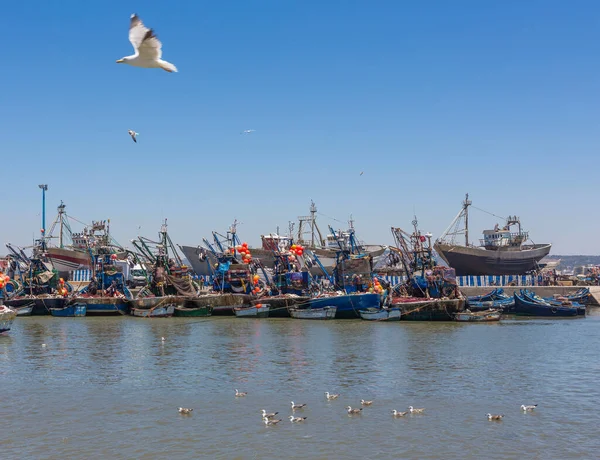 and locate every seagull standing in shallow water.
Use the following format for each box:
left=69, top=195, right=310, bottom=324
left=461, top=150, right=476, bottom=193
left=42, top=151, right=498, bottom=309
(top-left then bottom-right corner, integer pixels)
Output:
left=391, top=410, right=408, bottom=417
left=289, top=415, right=307, bottom=423
left=178, top=407, right=193, bottom=415
left=116, top=14, right=178, bottom=72
left=291, top=401, right=306, bottom=410
left=487, top=414, right=504, bottom=421
left=408, top=406, right=425, bottom=414
left=325, top=392, right=339, bottom=400
left=361, top=399, right=373, bottom=406
left=235, top=389, right=247, bottom=397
